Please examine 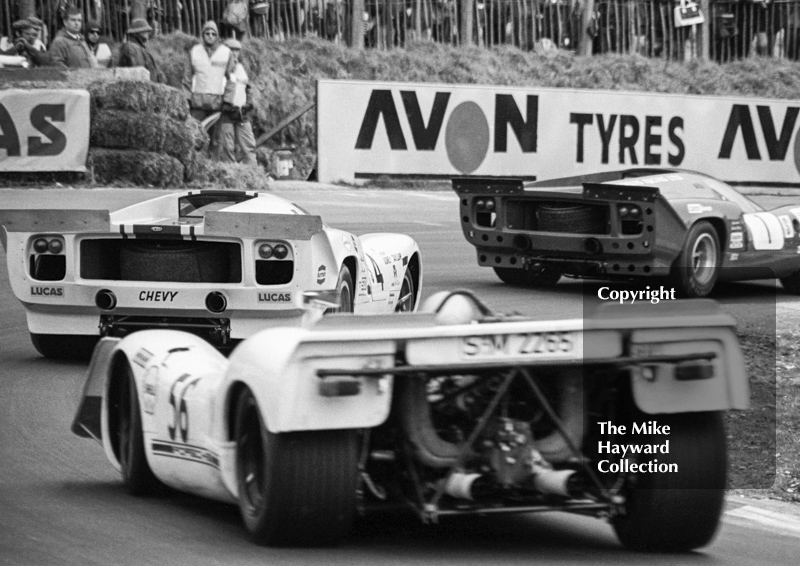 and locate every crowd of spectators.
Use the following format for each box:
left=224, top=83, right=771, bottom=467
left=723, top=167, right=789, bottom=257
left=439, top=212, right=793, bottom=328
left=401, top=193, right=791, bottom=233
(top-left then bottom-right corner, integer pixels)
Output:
left=0, top=7, right=255, bottom=166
